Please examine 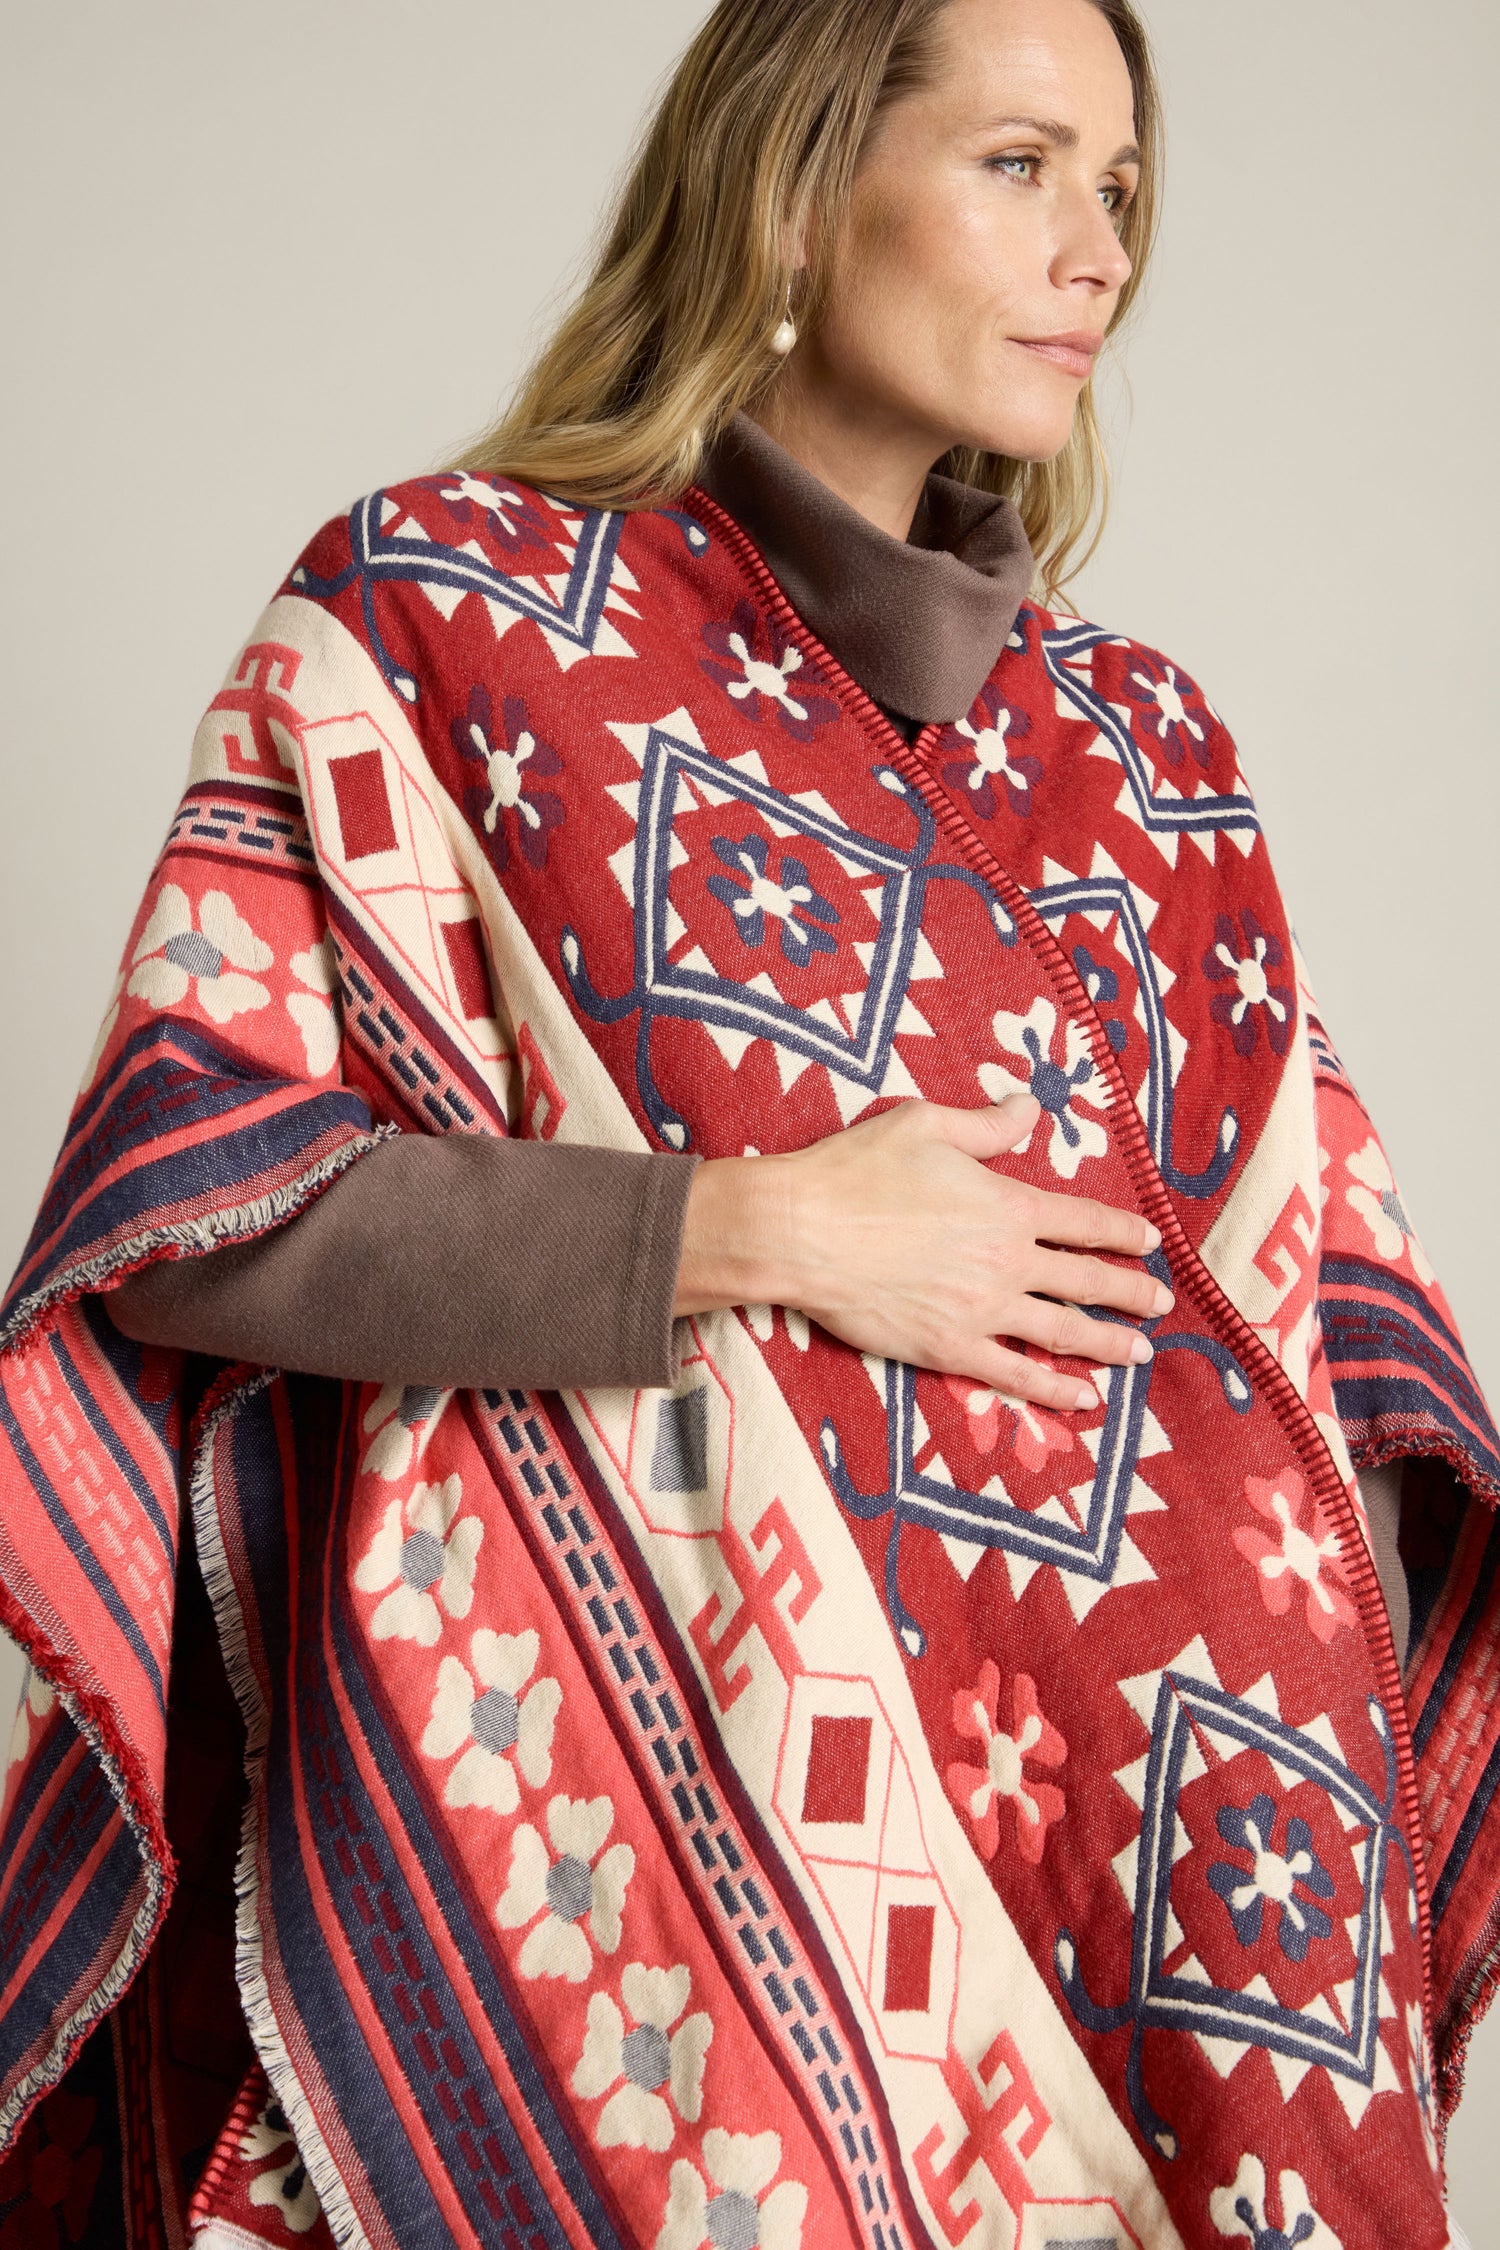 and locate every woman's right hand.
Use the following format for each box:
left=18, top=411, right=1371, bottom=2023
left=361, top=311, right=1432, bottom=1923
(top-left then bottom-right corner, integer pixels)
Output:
left=675, top=1095, right=1172, bottom=1412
